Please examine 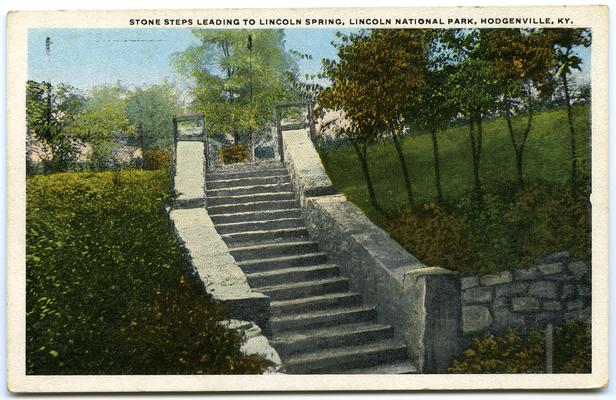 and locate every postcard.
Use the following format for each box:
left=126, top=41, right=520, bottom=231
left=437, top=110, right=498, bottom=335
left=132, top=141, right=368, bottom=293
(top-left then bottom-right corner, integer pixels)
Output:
left=6, top=6, right=608, bottom=392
